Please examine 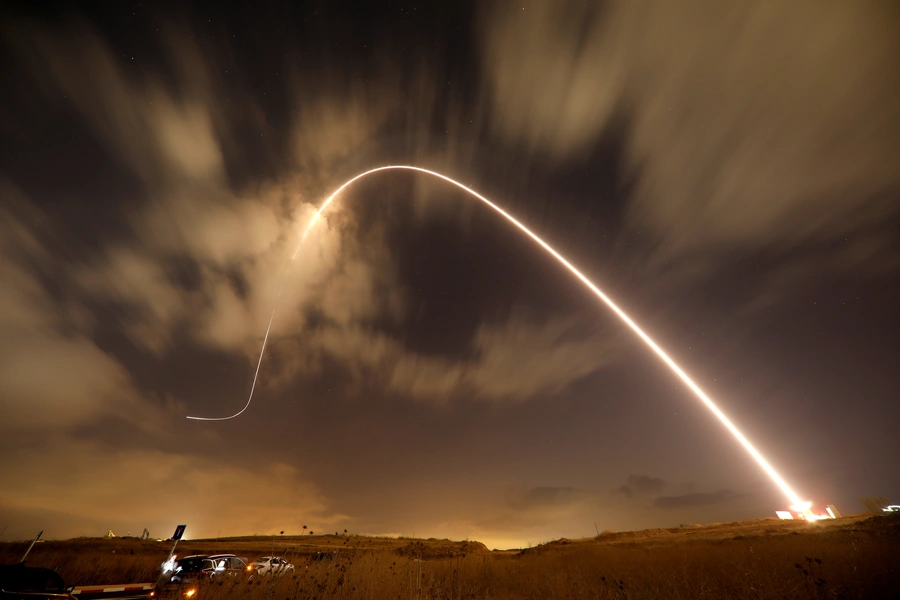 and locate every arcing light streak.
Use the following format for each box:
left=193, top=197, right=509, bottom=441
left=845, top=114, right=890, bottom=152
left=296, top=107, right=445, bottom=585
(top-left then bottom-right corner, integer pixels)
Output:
left=187, top=165, right=805, bottom=506
left=187, top=309, right=276, bottom=421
